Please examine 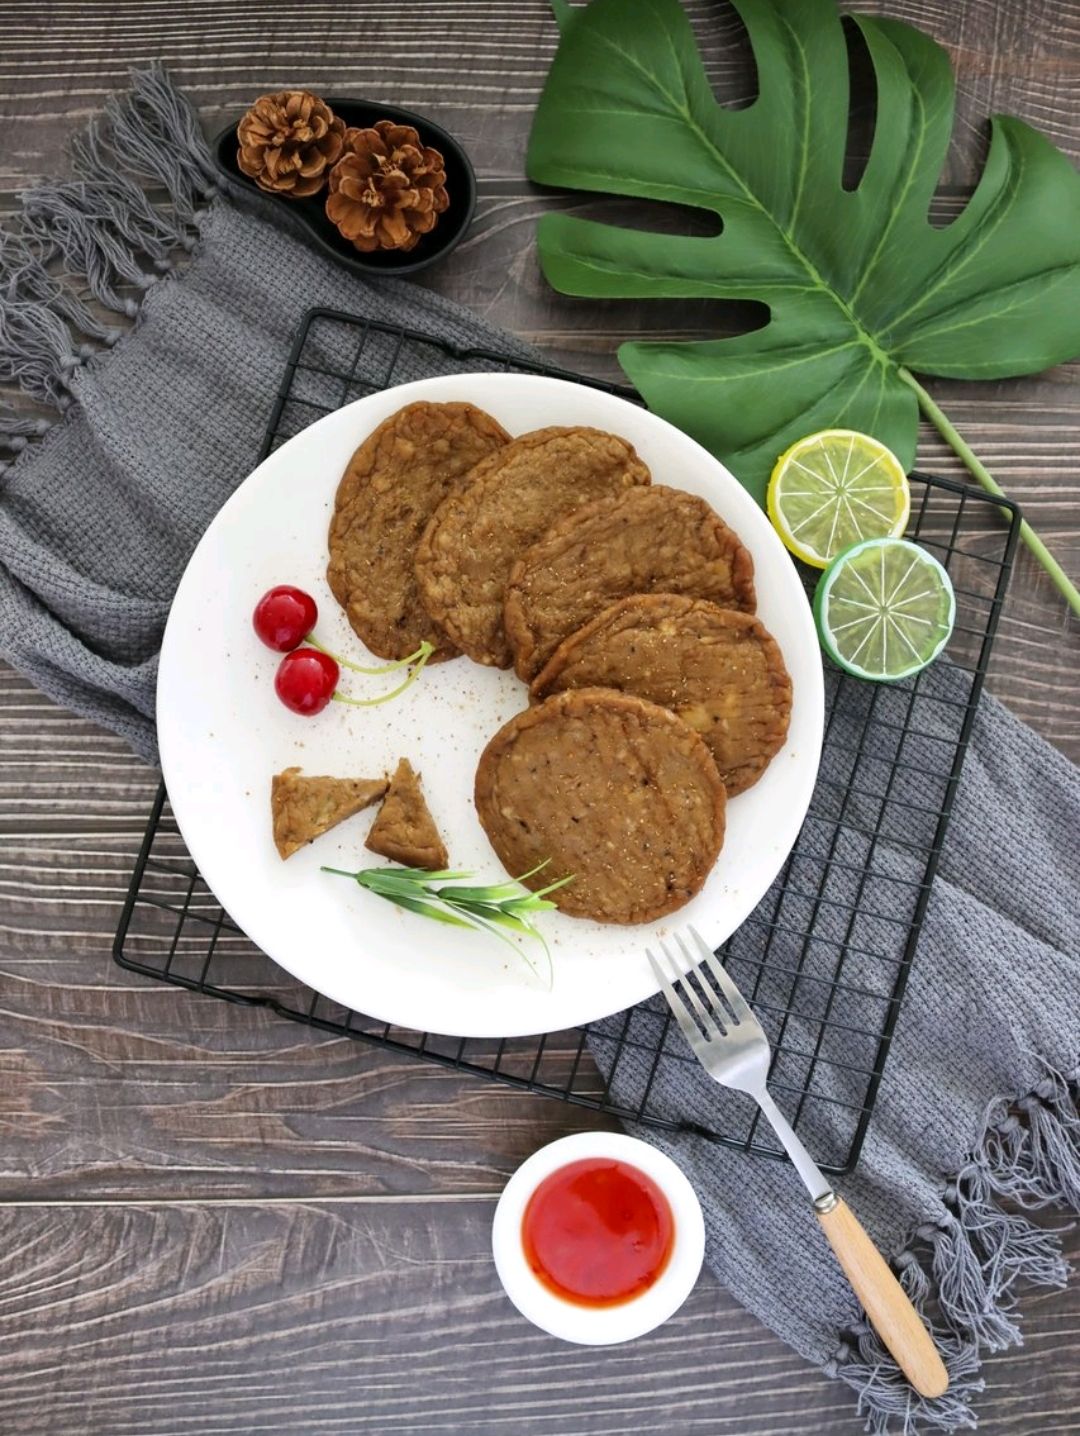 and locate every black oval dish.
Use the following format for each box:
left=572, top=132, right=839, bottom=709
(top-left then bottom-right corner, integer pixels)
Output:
left=213, top=97, right=477, bottom=277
